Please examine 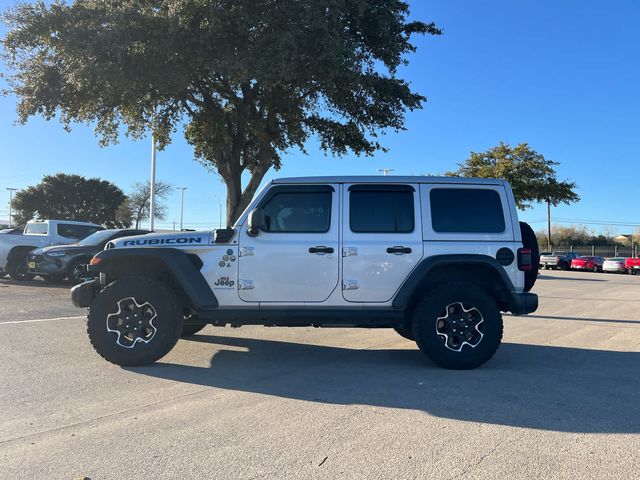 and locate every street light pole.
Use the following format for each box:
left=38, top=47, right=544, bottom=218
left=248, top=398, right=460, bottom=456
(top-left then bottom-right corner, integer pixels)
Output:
left=377, top=168, right=394, bottom=176
left=547, top=200, right=552, bottom=252
left=6, top=188, right=18, bottom=228
left=149, top=131, right=157, bottom=231
left=178, top=187, right=187, bottom=230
